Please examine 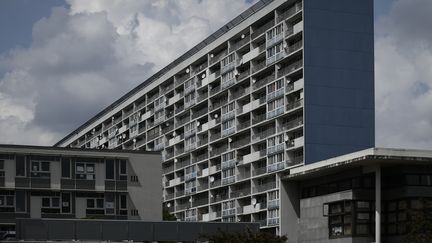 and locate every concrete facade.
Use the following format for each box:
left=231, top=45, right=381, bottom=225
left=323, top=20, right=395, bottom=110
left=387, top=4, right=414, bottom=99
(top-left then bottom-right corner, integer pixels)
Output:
left=0, top=145, right=161, bottom=231
left=281, top=148, right=432, bottom=243
left=53, top=0, right=374, bottom=234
